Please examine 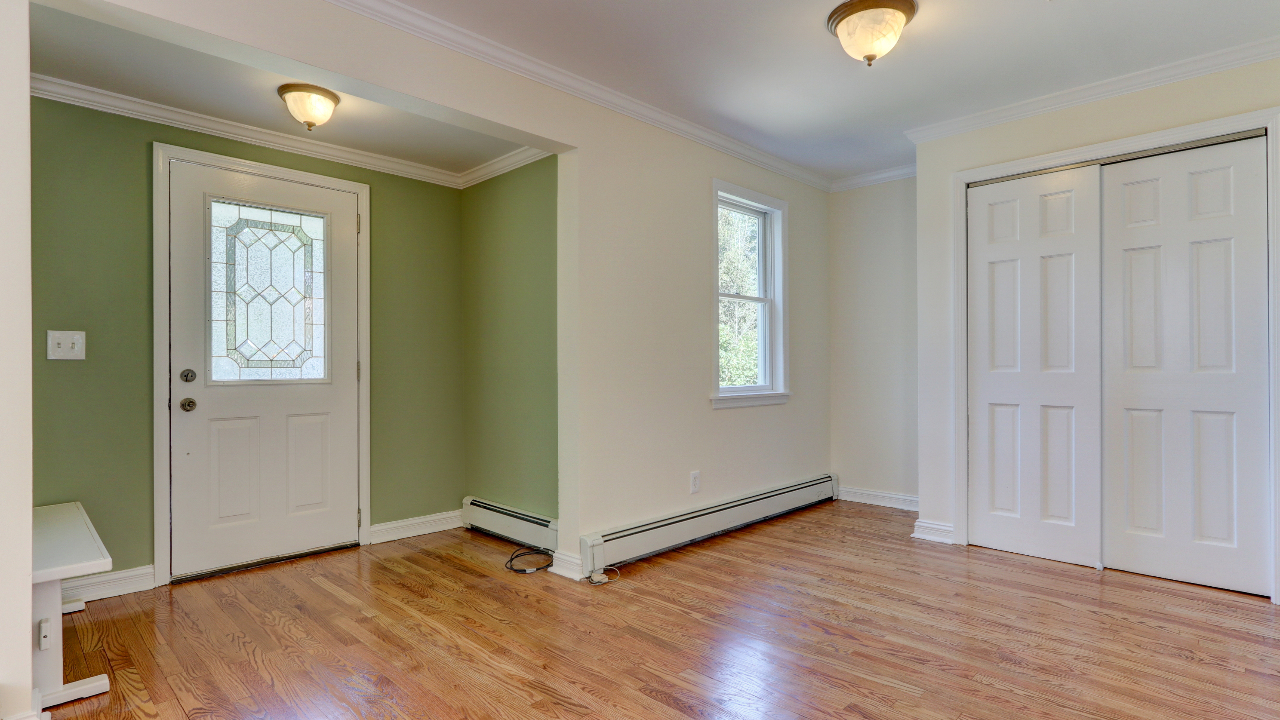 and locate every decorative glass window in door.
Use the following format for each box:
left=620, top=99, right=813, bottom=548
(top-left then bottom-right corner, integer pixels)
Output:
left=210, top=200, right=326, bottom=381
